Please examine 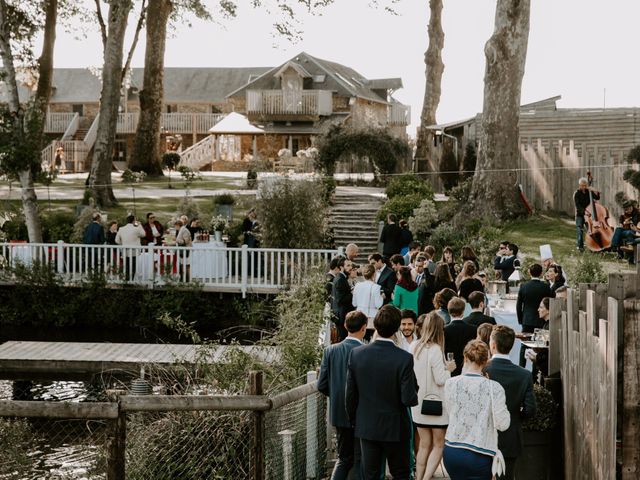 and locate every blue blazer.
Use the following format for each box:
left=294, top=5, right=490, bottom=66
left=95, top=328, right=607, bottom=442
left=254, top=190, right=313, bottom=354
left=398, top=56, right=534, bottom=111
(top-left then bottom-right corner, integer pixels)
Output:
left=317, top=337, right=362, bottom=429
left=346, top=340, right=418, bottom=442
left=485, top=357, right=537, bottom=458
